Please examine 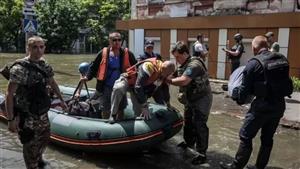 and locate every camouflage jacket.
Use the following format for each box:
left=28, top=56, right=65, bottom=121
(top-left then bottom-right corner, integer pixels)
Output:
left=10, top=57, right=54, bottom=116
